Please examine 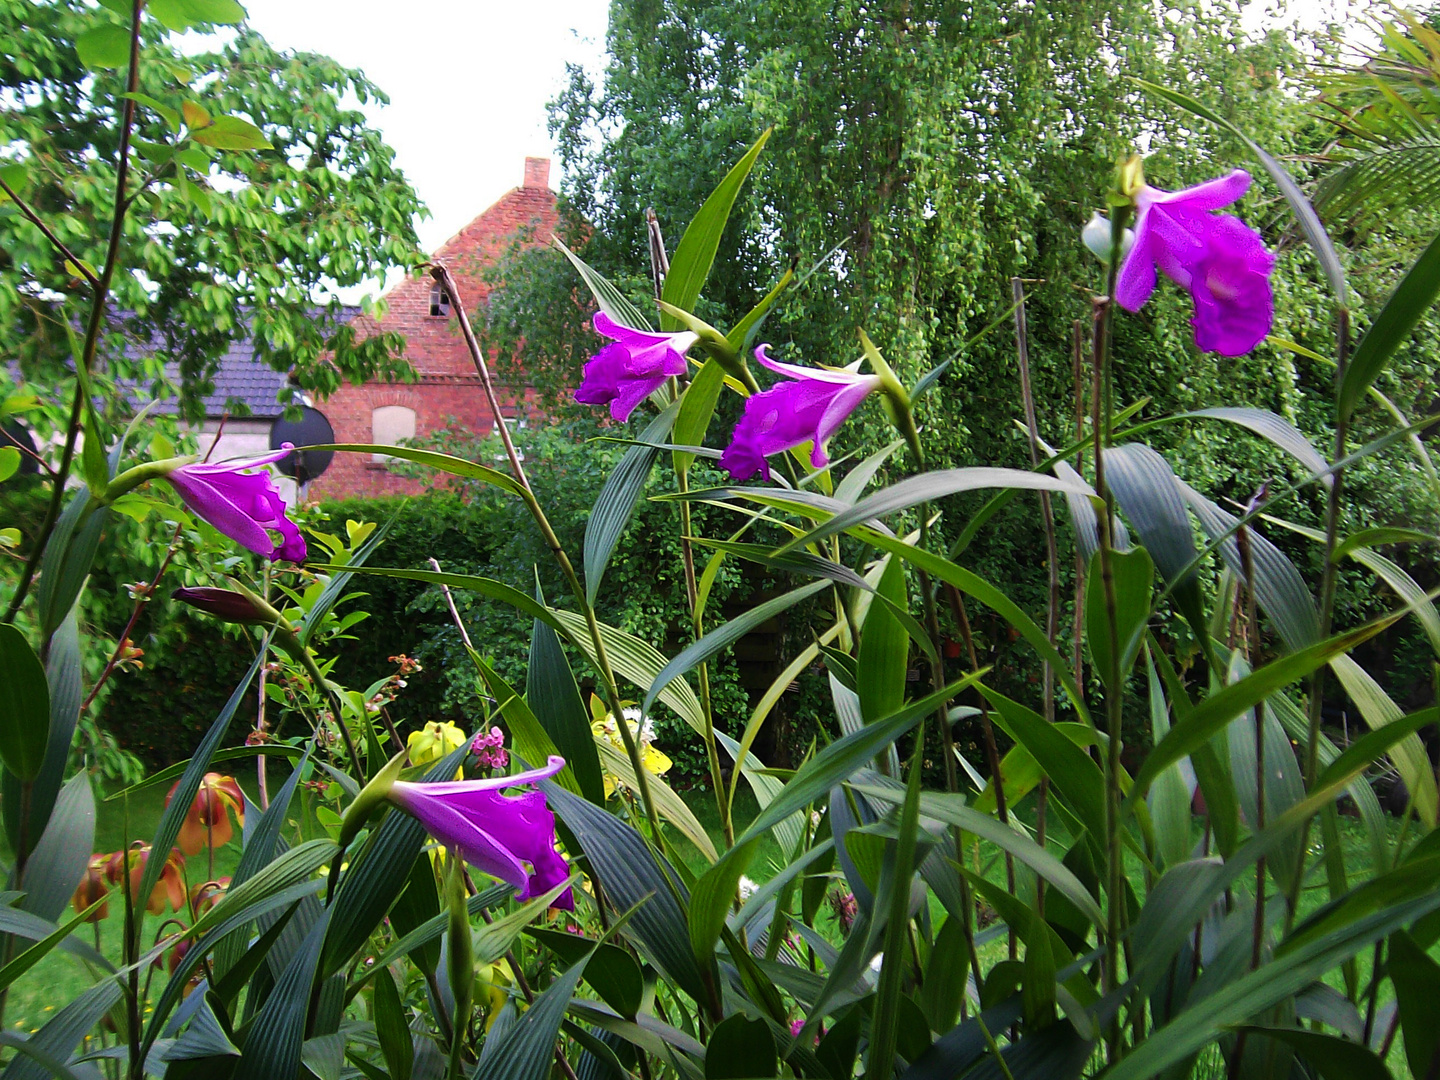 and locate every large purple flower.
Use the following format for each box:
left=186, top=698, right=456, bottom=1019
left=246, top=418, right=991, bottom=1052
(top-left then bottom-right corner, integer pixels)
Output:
left=162, top=447, right=306, bottom=562
left=387, top=755, right=574, bottom=910
left=1115, top=169, right=1275, bottom=356
left=719, top=346, right=882, bottom=482
left=574, top=312, right=696, bottom=422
